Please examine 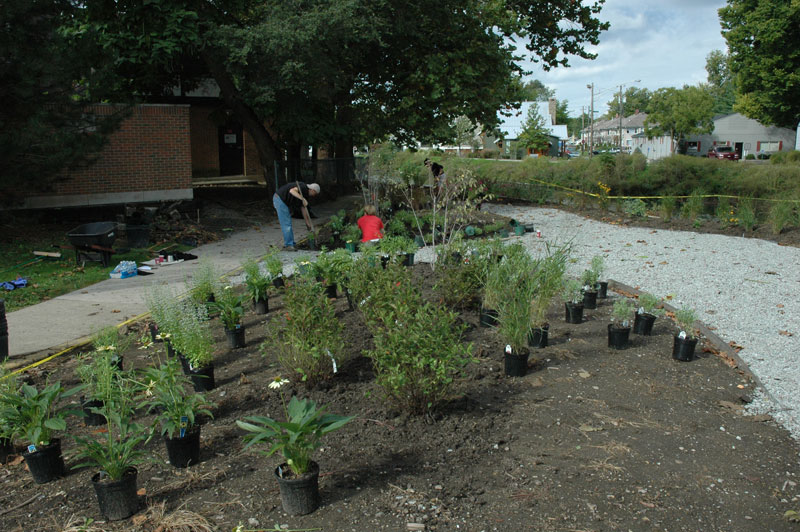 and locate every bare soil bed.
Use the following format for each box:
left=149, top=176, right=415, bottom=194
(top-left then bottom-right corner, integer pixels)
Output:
left=2, top=261, right=800, bottom=532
